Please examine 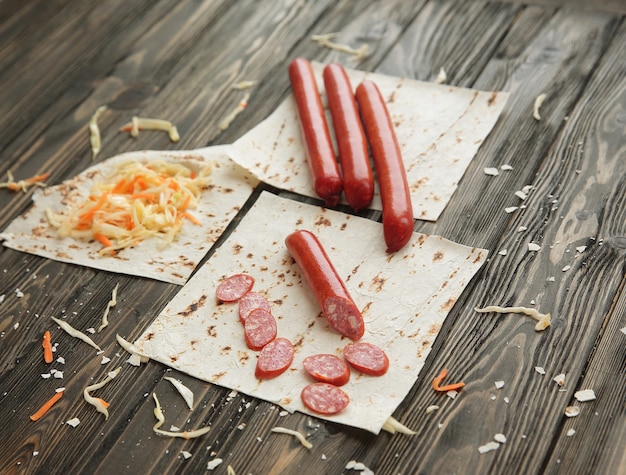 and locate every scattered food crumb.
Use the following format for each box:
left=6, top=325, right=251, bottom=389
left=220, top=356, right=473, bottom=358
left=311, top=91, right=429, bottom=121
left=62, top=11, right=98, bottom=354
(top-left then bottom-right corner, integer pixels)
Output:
left=345, top=460, right=375, bottom=474
left=101, top=356, right=111, bottom=364
left=484, top=167, right=500, bottom=176
left=498, top=249, right=508, bottom=256
left=494, top=433, right=507, bottom=443
left=475, top=305, right=551, bottom=331
left=495, top=381, right=505, bottom=389
left=620, top=327, right=626, bottom=336
left=535, top=367, right=546, bottom=375
left=311, top=33, right=368, bottom=60
left=528, top=243, right=541, bottom=251
left=515, top=190, right=528, bottom=200
left=553, top=374, right=566, bottom=387
left=447, top=390, right=458, bottom=399
left=271, top=427, right=312, bottom=449
left=574, top=389, right=596, bottom=402
left=491, top=395, right=497, bottom=401
left=207, top=458, right=223, bottom=470
left=279, top=410, right=289, bottom=416
left=518, top=226, right=528, bottom=232
left=505, top=206, right=519, bottom=214
left=66, top=417, right=80, bottom=427
left=501, top=164, right=513, bottom=171
left=533, top=93, right=547, bottom=120
left=478, top=441, right=500, bottom=454
left=566, top=429, right=576, bottom=437
left=562, top=265, right=571, bottom=272
left=425, top=405, right=440, bottom=414
left=547, top=276, right=556, bottom=282
left=565, top=406, right=580, bottom=418
left=181, top=451, right=192, bottom=460
left=434, top=67, right=447, bottom=84
left=575, top=246, right=587, bottom=253
left=504, top=397, right=510, bottom=404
